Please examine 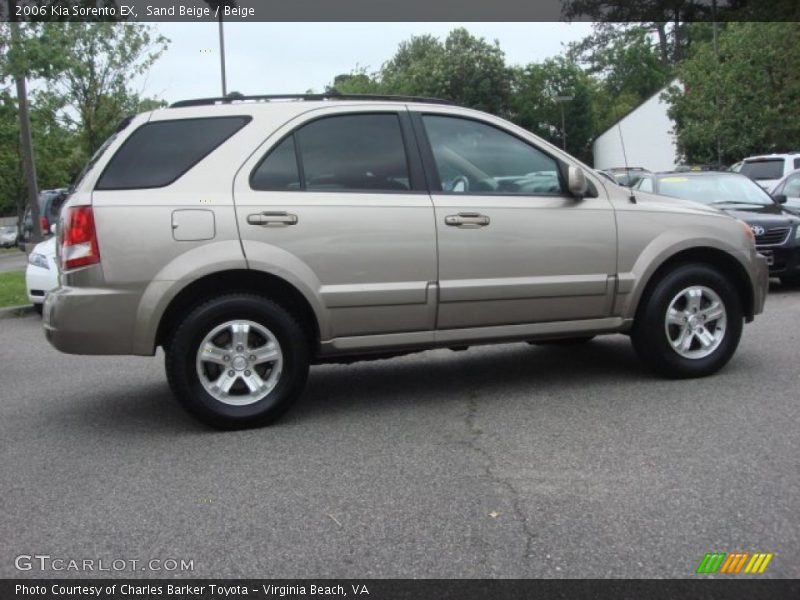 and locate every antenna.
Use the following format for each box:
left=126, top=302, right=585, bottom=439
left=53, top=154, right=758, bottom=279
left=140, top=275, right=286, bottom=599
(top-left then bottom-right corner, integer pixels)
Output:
left=612, top=102, right=637, bottom=204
